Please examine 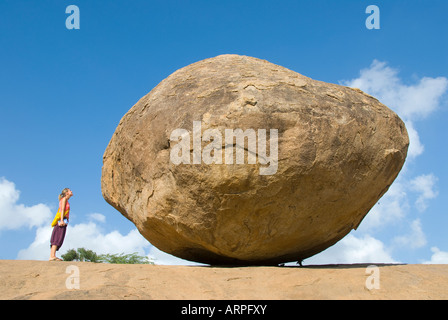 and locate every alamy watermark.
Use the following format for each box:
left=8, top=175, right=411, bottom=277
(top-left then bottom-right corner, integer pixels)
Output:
left=65, top=5, right=80, bottom=30
left=365, top=265, right=380, bottom=290
left=64, top=5, right=380, bottom=31
left=169, top=121, right=278, bottom=175
left=365, top=5, right=380, bottom=30
left=65, top=265, right=80, bottom=290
